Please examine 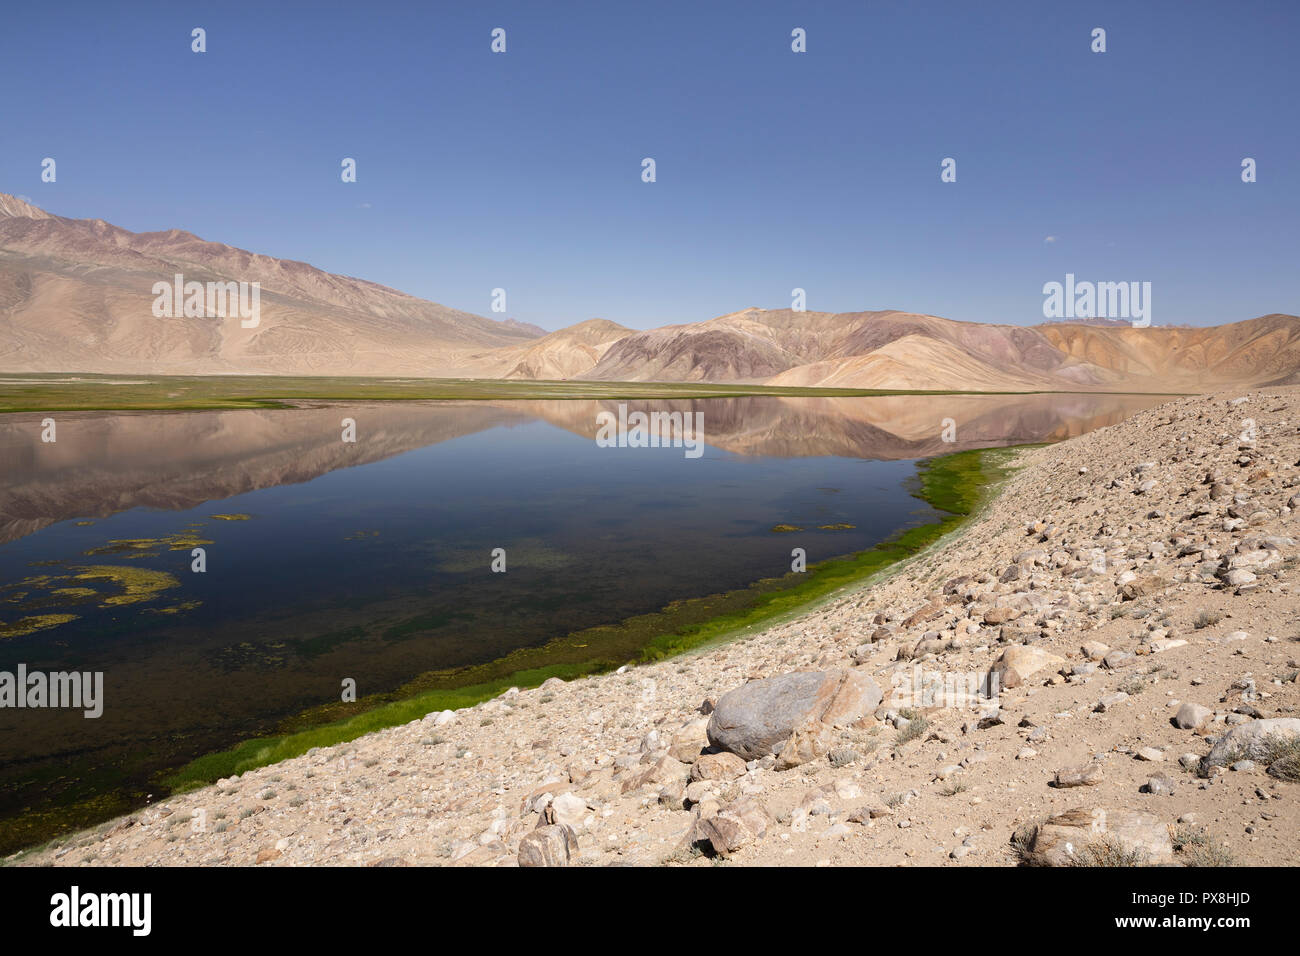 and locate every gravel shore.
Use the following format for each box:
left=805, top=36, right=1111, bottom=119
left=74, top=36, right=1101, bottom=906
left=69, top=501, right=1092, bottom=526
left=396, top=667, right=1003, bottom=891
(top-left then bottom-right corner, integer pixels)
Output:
left=15, top=387, right=1300, bottom=868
